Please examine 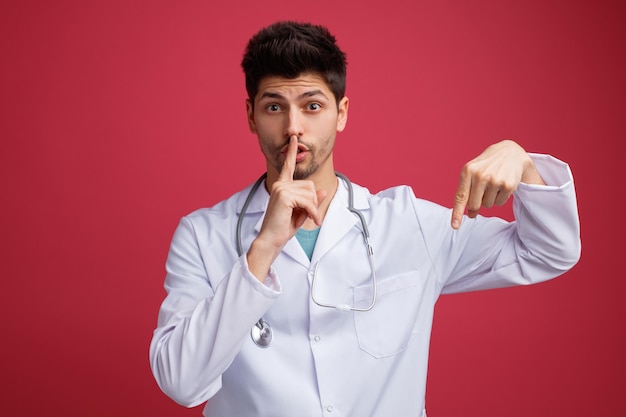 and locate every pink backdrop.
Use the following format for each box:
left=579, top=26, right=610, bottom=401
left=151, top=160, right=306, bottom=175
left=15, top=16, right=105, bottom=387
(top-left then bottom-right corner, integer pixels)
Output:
left=2, top=0, right=624, bottom=415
